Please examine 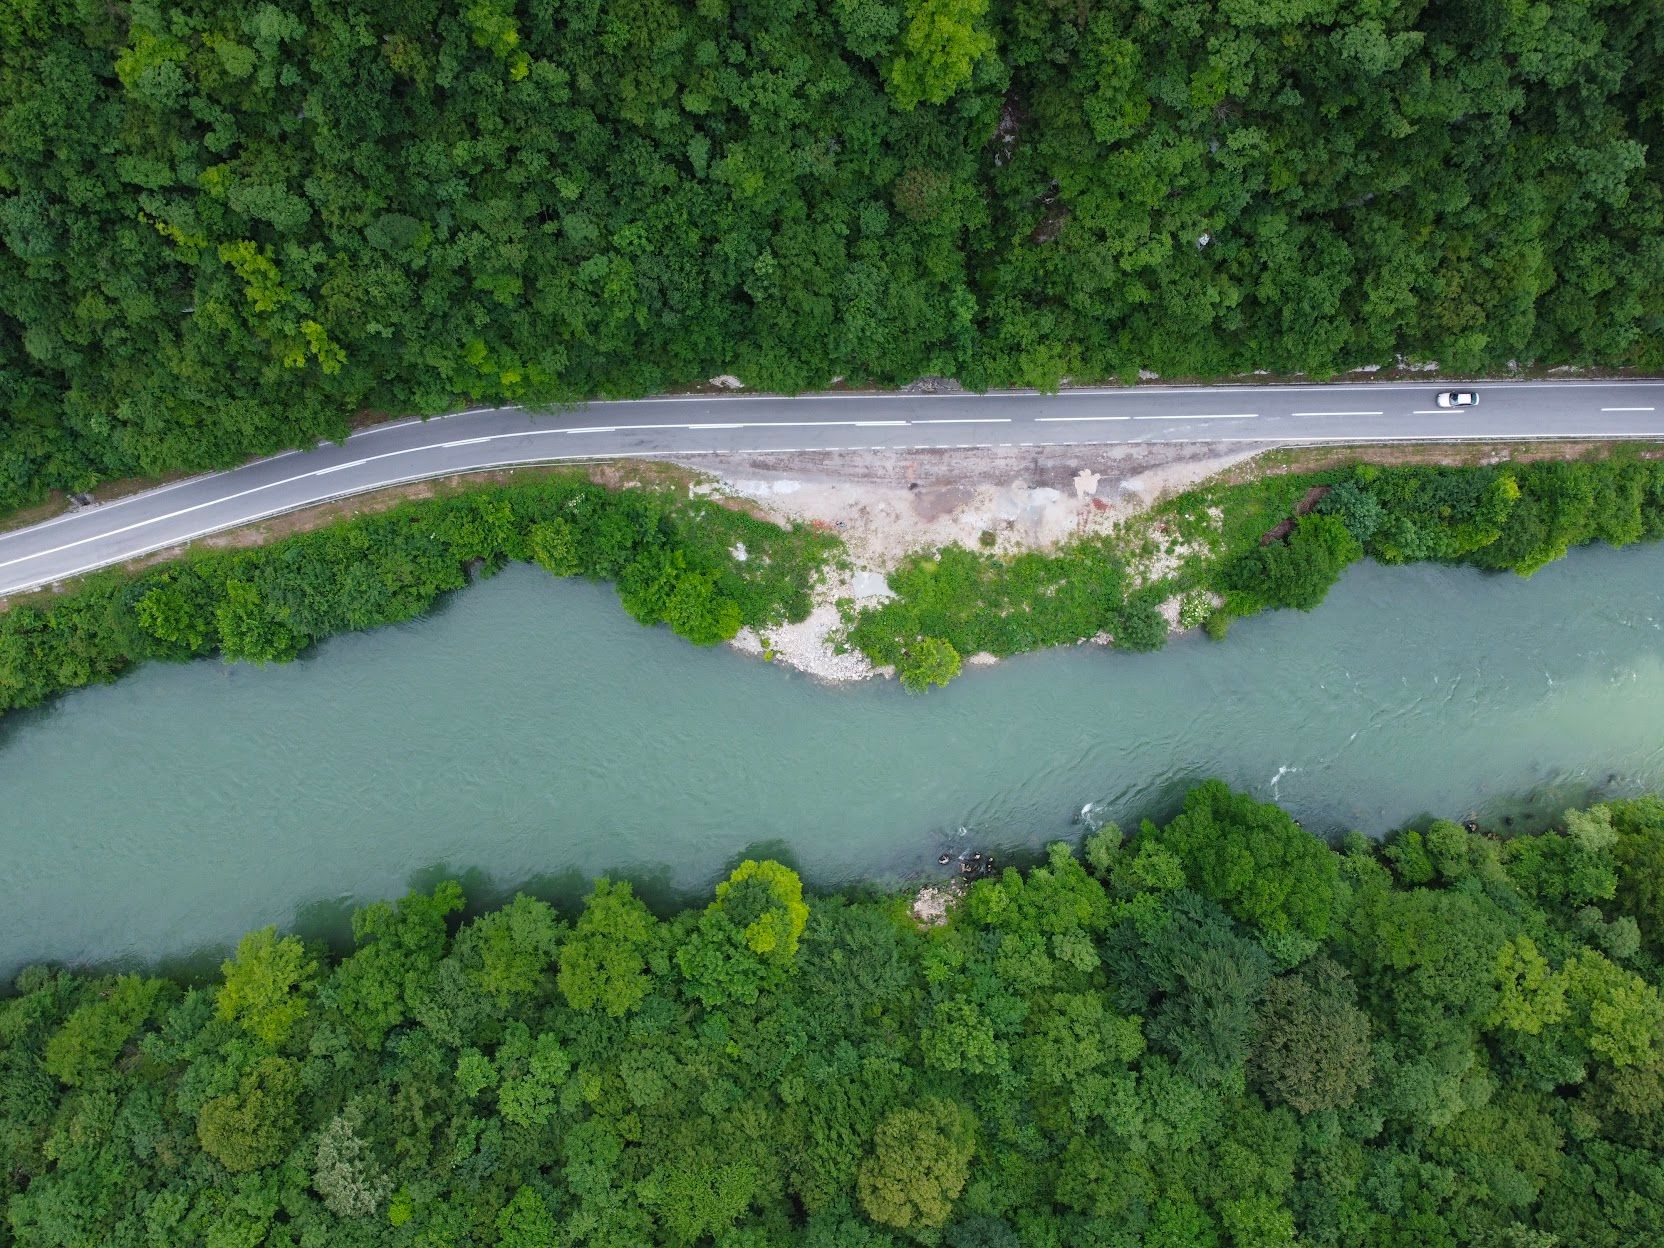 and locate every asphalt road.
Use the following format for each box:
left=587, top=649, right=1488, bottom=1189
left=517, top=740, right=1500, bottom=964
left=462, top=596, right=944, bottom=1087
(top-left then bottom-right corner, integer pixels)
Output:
left=2, top=379, right=1660, bottom=597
